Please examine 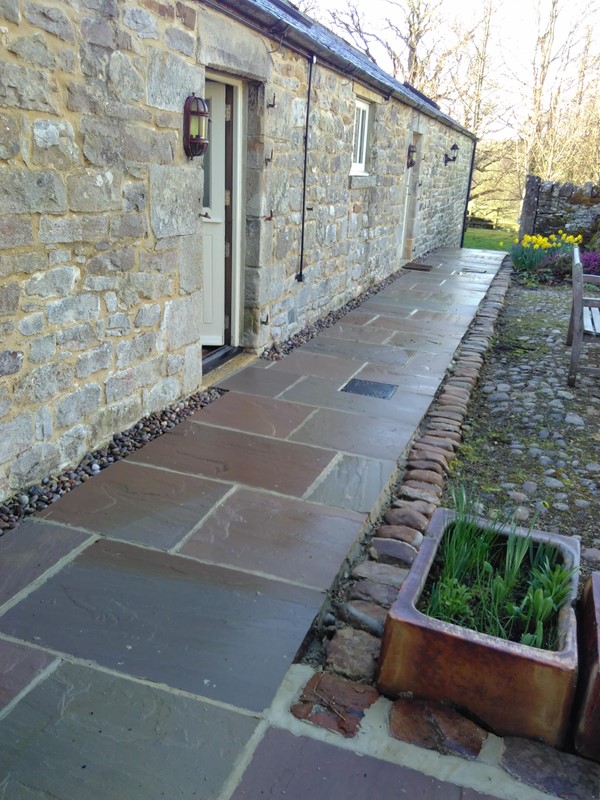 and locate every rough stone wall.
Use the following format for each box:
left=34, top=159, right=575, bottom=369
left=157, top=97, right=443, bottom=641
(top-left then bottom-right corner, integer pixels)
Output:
left=519, top=174, right=600, bottom=243
left=0, top=0, right=472, bottom=499
left=0, top=0, right=206, bottom=498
